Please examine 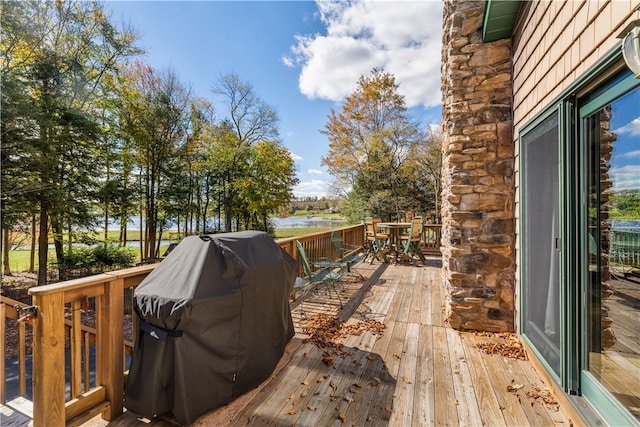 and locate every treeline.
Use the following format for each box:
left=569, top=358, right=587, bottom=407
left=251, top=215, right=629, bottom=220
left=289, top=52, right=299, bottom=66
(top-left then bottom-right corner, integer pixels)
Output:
left=1, top=1, right=298, bottom=285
